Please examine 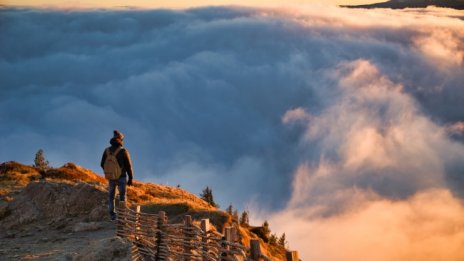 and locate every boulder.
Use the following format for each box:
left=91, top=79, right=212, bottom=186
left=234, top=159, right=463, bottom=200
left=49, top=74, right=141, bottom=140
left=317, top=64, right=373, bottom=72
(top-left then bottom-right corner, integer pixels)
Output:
left=89, top=205, right=108, bottom=222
